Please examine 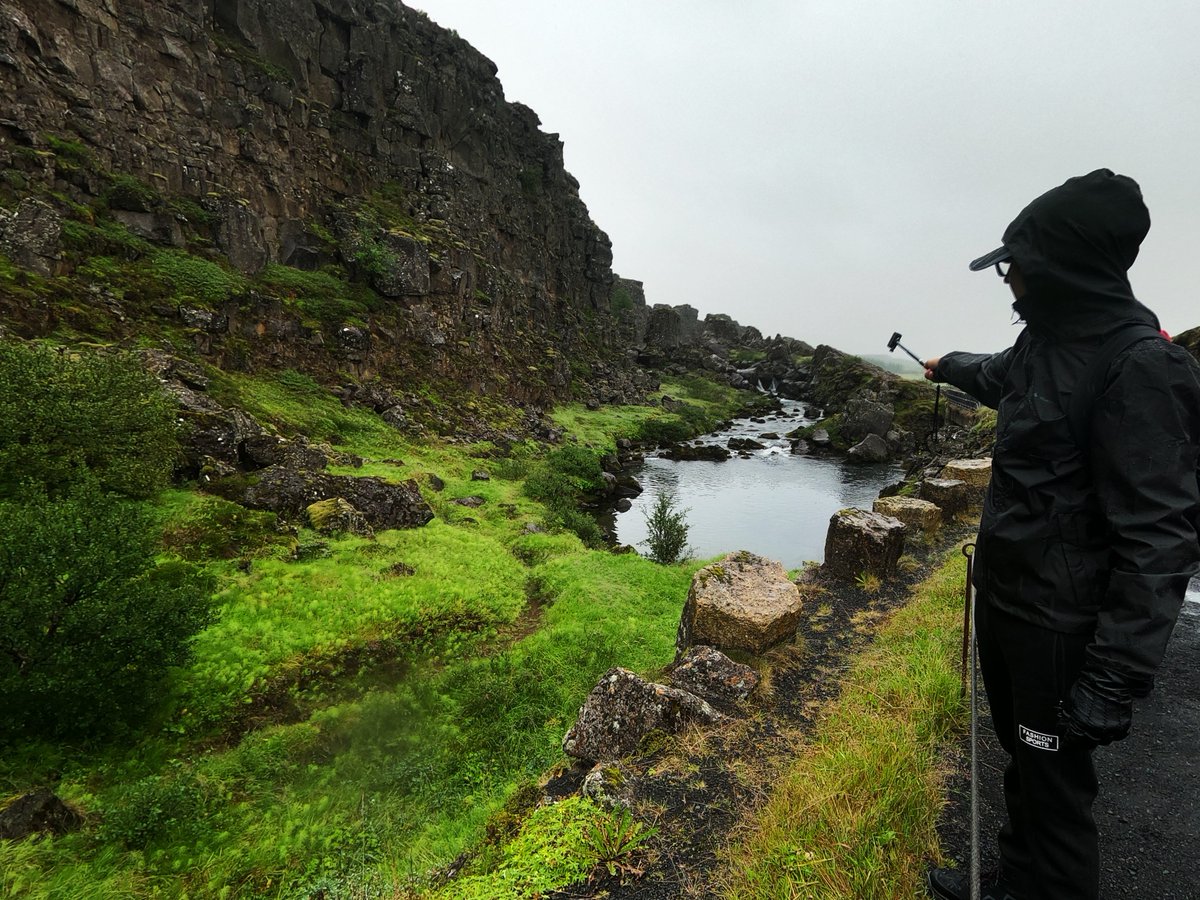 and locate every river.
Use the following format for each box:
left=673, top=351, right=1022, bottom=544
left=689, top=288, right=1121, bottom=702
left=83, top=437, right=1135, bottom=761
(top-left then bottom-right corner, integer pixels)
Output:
left=611, top=398, right=902, bottom=569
